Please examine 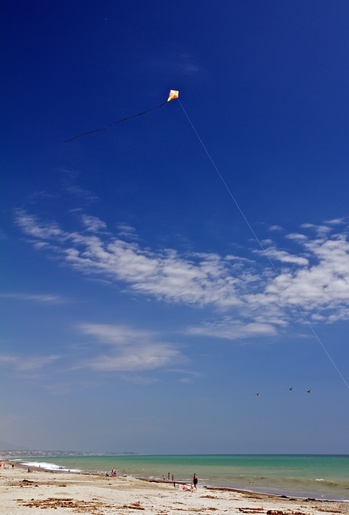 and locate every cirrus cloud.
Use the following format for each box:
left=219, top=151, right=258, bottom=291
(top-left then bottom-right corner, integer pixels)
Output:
left=14, top=209, right=349, bottom=340
left=76, top=324, right=184, bottom=372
